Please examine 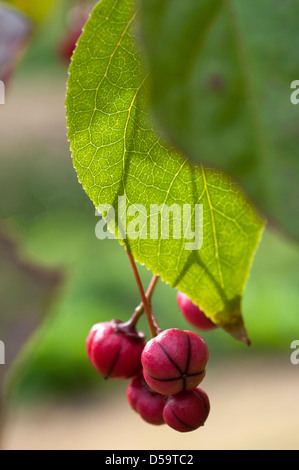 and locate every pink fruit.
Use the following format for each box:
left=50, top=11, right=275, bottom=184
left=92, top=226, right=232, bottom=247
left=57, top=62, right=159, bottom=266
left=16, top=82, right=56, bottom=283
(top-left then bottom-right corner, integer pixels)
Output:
left=141, top=328, right=209, bottom=395
left=86, top=321, right=145, bottom=379
left=163, top=388, right=210, bottom=432
left=57, top=6, right=89, bottom=63
left=58, top=27, right=82, bottom=62
left=177, top=292, right=217, bottom=331
left=127, top=373, right=165, bottom=425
